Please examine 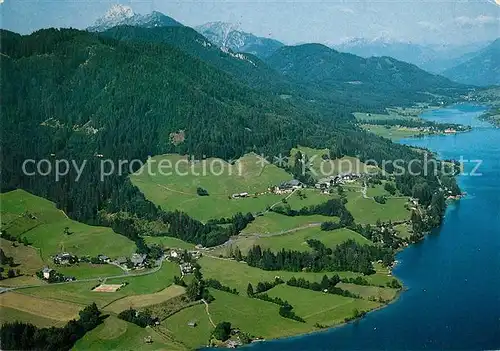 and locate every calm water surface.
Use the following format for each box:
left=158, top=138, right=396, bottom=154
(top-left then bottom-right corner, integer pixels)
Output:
left=247, top=104, right=500, bottom=350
